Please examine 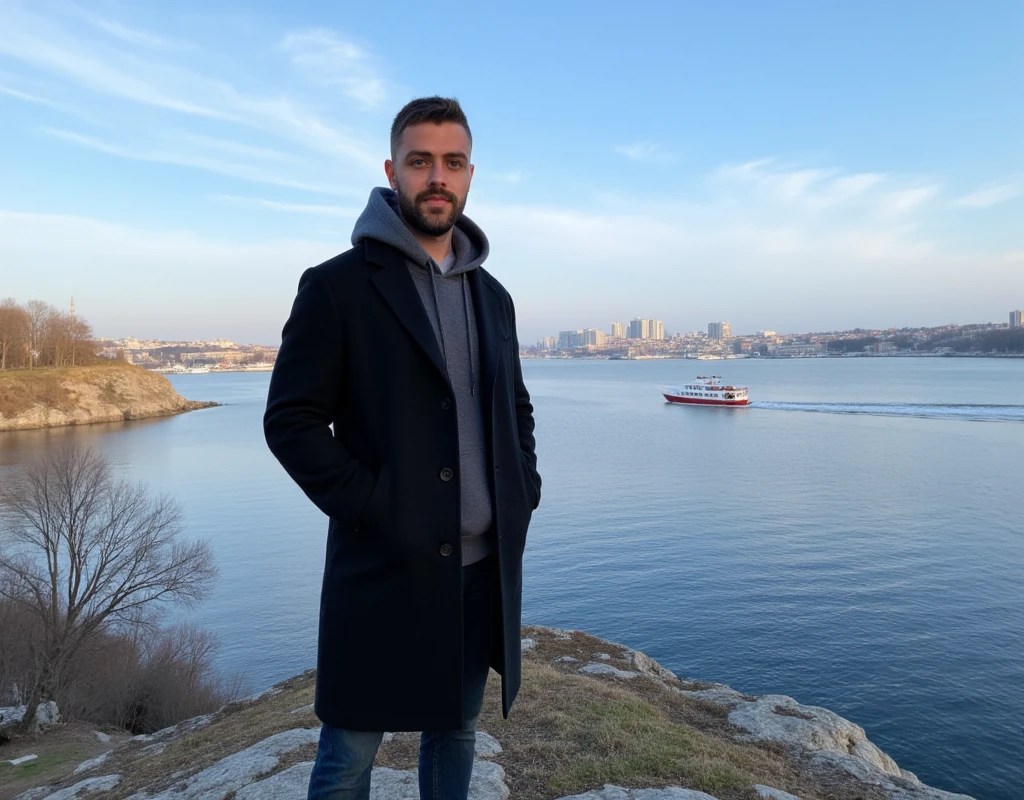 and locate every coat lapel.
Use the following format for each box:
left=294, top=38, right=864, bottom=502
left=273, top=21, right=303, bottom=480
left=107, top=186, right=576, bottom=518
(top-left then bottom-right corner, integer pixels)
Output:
left=469, top=269, right=510, bottom=406
left=366, top=240, right=449, bottom=381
